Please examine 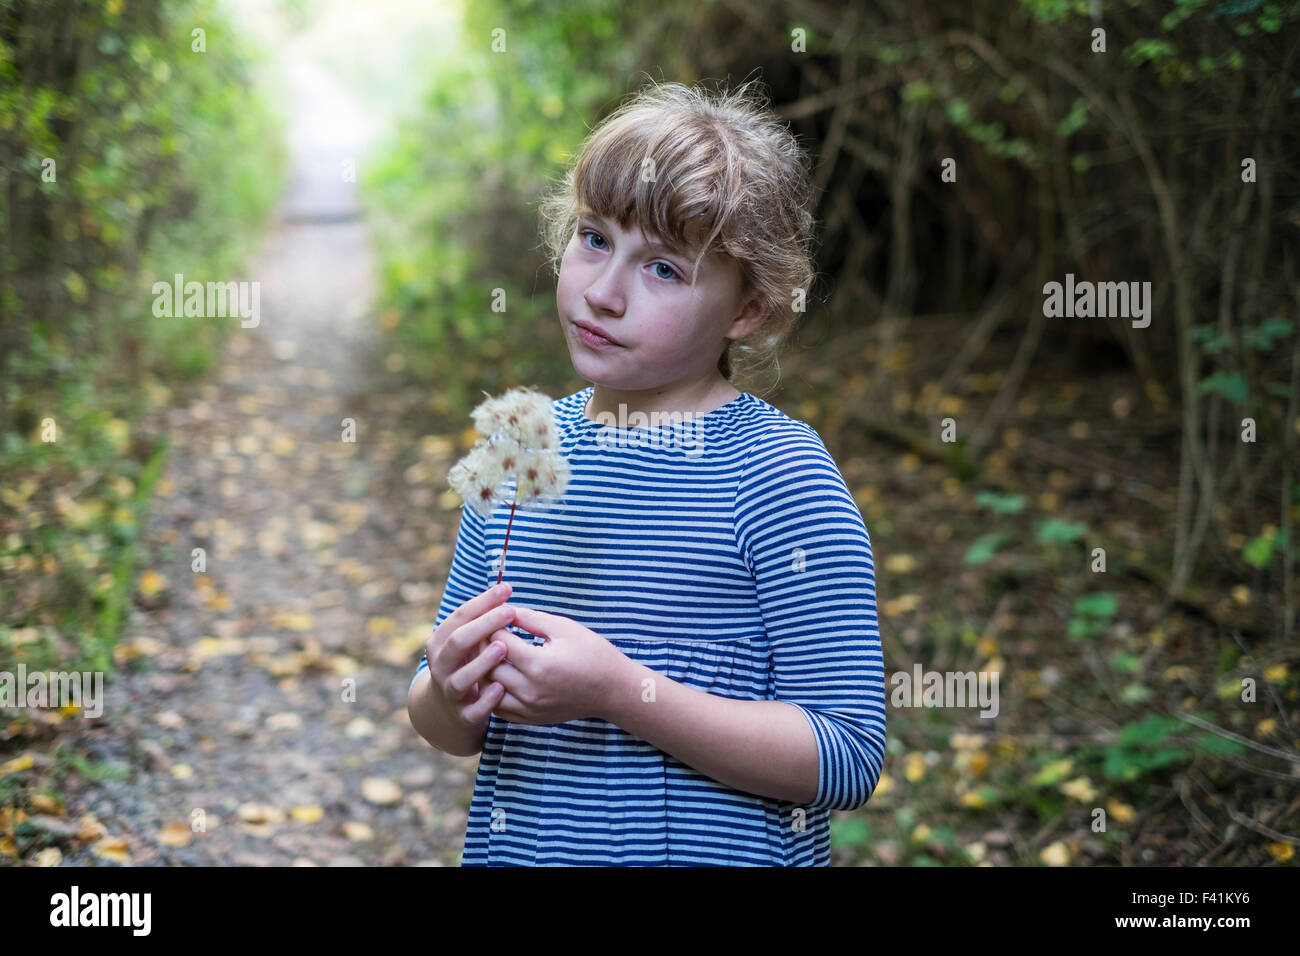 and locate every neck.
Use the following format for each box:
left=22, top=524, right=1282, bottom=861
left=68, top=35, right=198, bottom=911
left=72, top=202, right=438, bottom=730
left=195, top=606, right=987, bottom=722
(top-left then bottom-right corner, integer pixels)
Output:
left=584, top=376, right=739, bottom=427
